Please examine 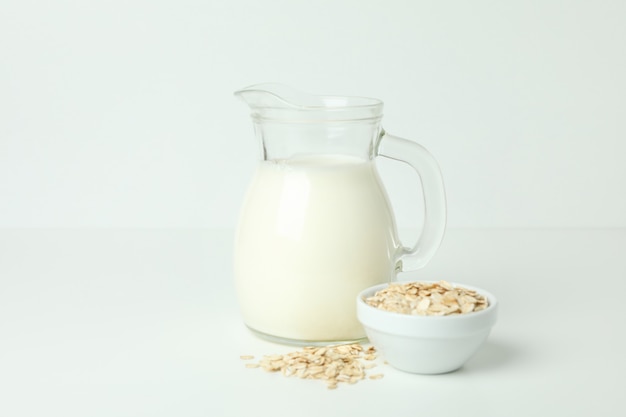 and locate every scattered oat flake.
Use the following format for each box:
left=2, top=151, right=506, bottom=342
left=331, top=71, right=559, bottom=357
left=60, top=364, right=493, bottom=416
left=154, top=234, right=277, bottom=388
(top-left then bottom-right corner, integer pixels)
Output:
left=243, top=343, right=381, bottom=388
left=240, top=355, right=255, bottom=360
left=369, top=374, right=384, bottom=380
